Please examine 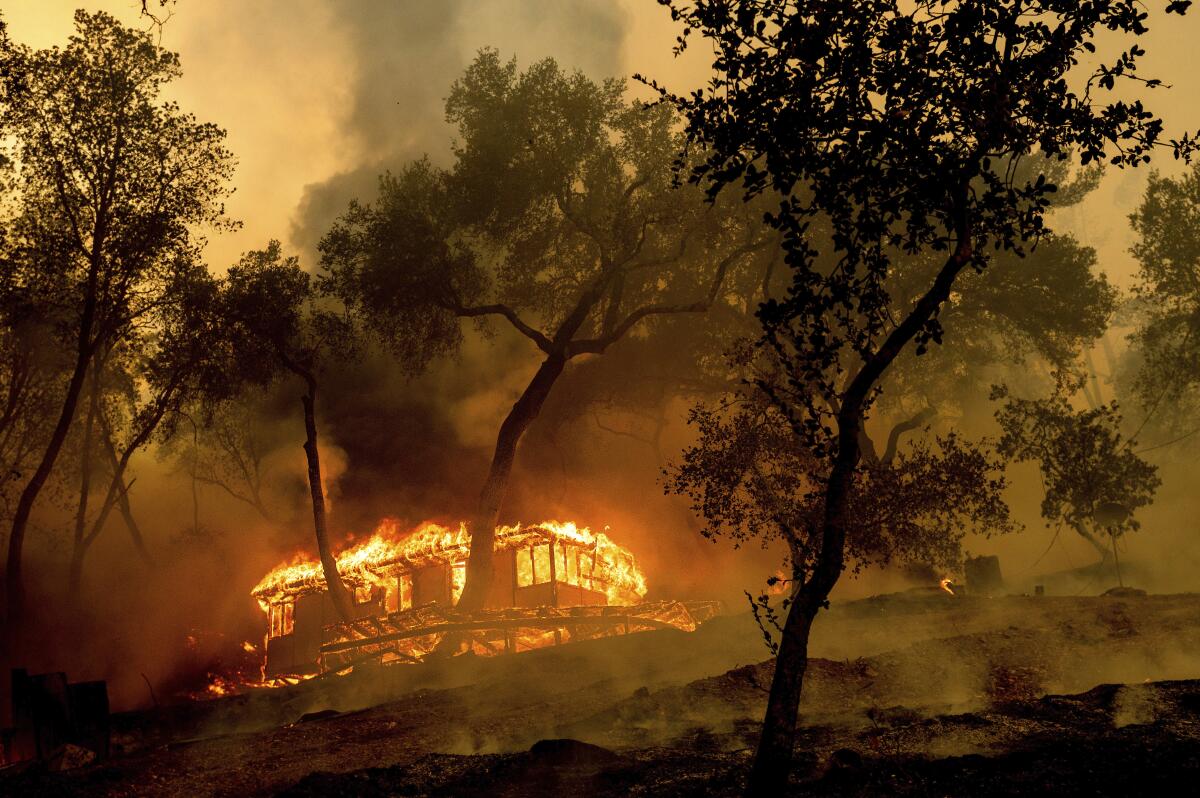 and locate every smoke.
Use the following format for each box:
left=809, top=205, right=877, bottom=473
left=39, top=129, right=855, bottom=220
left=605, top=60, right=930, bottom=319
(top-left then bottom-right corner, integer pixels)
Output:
left=287, top=0, right=629, bottom=259
left=4, top=1, right=644, bottom=711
